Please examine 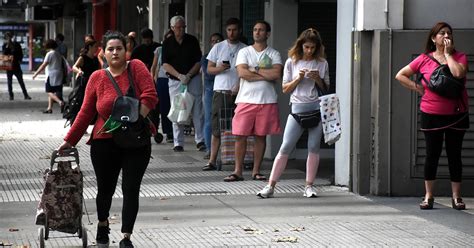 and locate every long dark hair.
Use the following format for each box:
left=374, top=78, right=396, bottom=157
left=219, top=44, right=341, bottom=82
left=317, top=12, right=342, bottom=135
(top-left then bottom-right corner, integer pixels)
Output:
left=80, top=40, right=97, bottom=57
left=424, top=22, right=453, bottom=53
